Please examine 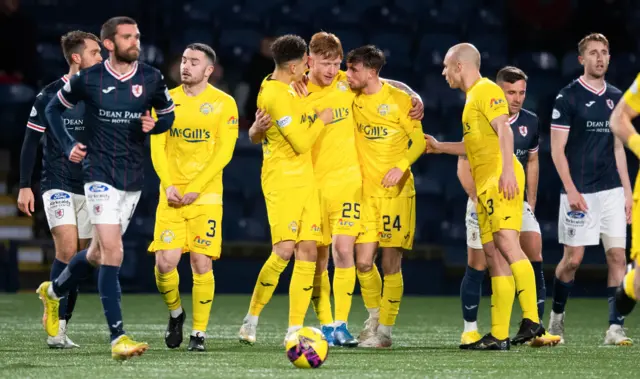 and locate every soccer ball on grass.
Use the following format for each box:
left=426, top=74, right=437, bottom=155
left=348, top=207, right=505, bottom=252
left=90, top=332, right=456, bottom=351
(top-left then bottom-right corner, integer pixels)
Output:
left=285, top=327, right=328, bottom=369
